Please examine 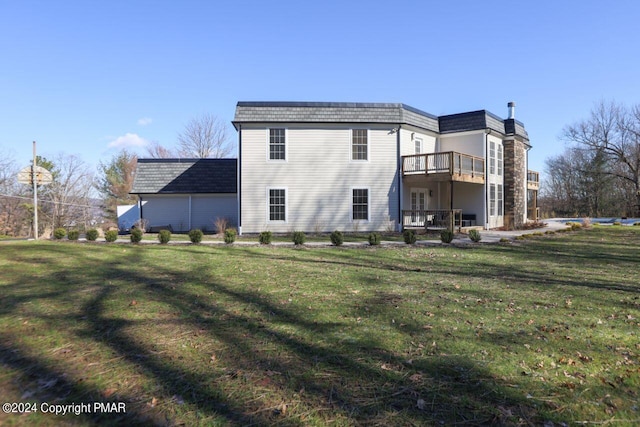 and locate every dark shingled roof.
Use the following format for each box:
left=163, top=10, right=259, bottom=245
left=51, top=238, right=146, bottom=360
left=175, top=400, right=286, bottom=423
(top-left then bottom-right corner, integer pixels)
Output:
left=131, top=158, right=237, bottom=194
left=233, top=101, right=529, bottom=140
